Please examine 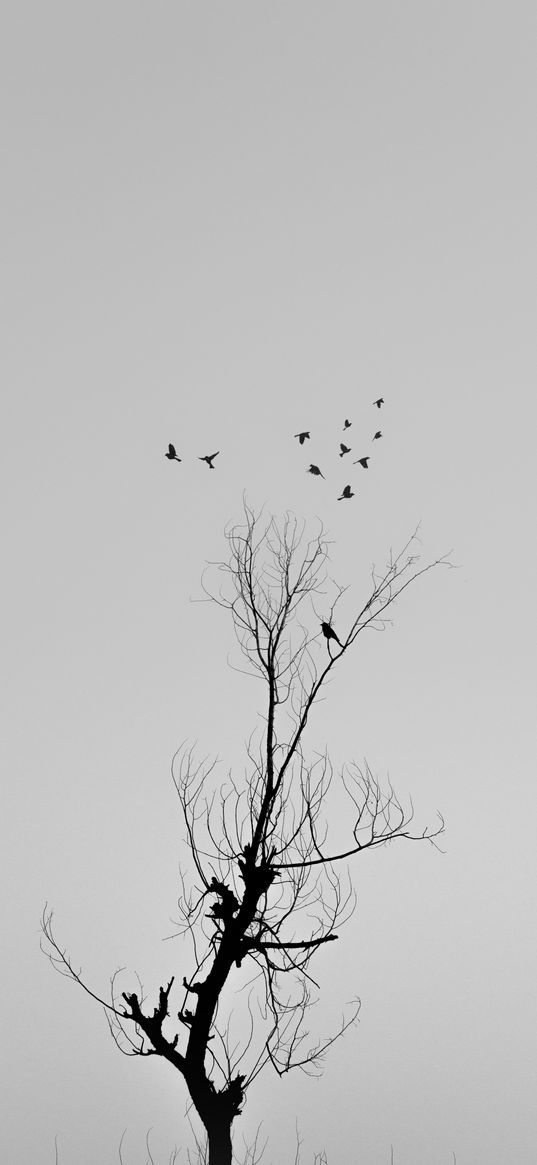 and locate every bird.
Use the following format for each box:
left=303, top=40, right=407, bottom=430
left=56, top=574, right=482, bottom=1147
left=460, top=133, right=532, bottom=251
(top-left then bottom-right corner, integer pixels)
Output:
left=199, top=452, right=219, bottom=469
left=307, top=464, right=325, bottom=478
left=294, top=431, right=310, bottom=445
left=339, top=443, right=351, bottom=457
left=165, top=443, right=181, bottom=461
left=343, top=419, right=352, bottom=430
left=373, top=397, right=384, bottom=408
left=354, top=456, right=370, bottom=468
left=321, top=621, right=343, bottom=647
left=338, top=485, right=354, bottom=500
left=373, top=431, right=382, bottom=440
